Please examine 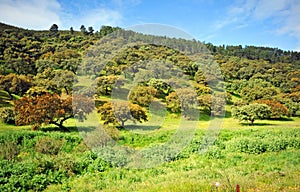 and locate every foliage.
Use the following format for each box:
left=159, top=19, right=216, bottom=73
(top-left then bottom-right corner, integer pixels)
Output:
left=0, top=74, right=32, bottom=99
left=166, top=88, right=198, bottom=119
left=255, top=99, right=288, bottom=118
left=14, top=93, right=94, bottom=131
left=0, top=22, right=300, bottom=191
left=166, top=92, right=181, bottom=113
left=52, top=69, right=77, bottom=95
left=50, top=24, right=58, bottom=32
left=32, top=68, right=61, bottom=95
left=232, top=103, right=271, bottom=125
left=35, top=136, right=65, bottom=155
left=0, top=140, right=19, bottom=161
left=0, top=107, right=15, bottom=124
left=239, top=79, right=279, bottom=102
left=129, top=85, right=157, bottom=107
left=94, top=75, right=120, bottom=96
left=146, top=78, right=172, bottom=99
left=97, top=101, right=147, bottom=127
